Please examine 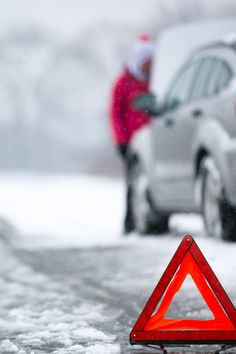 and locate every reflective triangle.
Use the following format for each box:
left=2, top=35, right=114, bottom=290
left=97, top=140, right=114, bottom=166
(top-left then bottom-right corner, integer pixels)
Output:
left=145, top=252, right=234, bottom=331
left=130, top=236, right=236, bottom=345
